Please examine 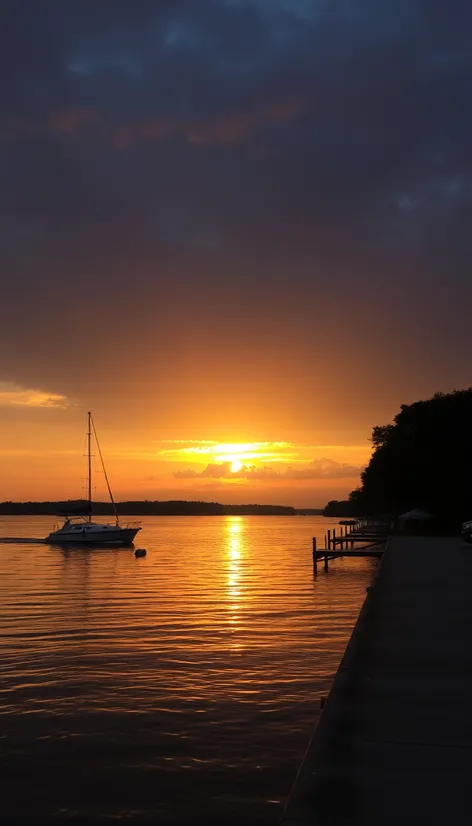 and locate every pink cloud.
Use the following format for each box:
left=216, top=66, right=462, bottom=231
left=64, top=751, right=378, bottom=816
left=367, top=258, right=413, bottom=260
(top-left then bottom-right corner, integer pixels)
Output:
left=1, top=100, right=304, bottom=148
left=49, top=108, right=101, bottom=135
left=113, top=101, right=304, bottom=148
